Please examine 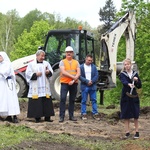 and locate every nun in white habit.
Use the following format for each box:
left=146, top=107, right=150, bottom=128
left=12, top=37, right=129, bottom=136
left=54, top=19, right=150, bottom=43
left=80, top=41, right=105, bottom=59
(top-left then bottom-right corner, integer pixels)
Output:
left=0, top=51, right=20, bottom=123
